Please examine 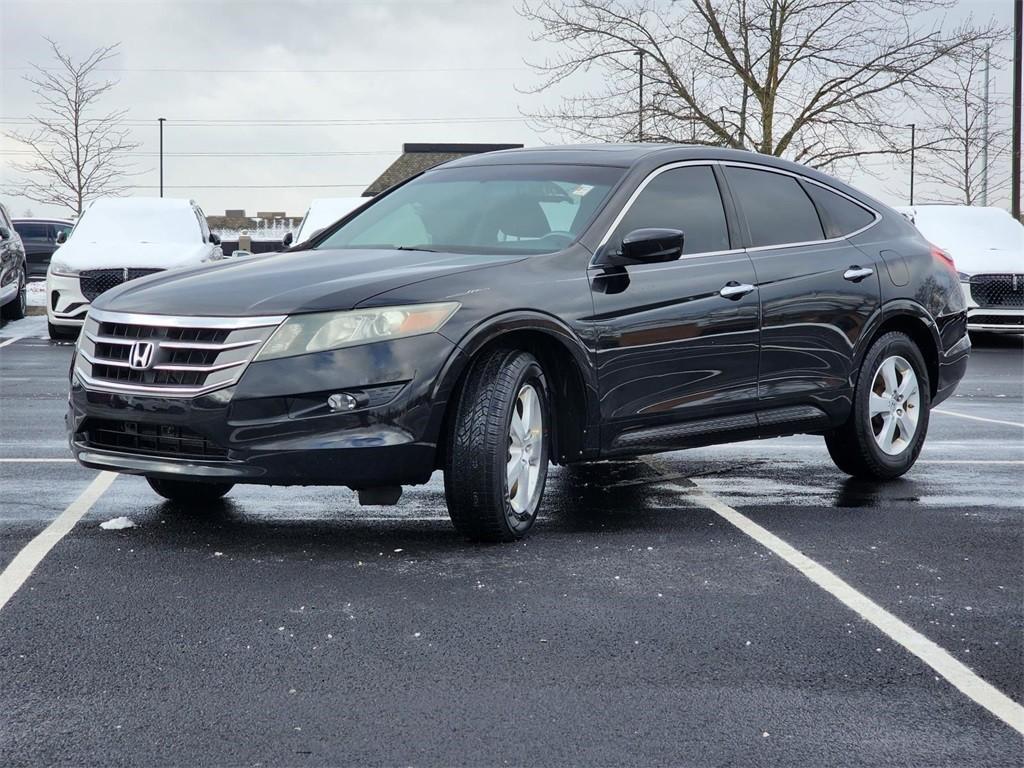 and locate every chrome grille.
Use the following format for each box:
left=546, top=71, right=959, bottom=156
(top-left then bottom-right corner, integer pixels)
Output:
left=74, top=309, right=285, bottom=396
left=80, top=268, right=164, bottom=301
left=970, top=274, right=1024, bottom=308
